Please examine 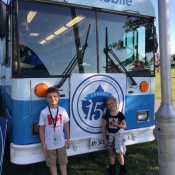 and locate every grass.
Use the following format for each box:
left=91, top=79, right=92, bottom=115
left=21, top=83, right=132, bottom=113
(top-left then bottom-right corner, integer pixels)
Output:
left=2, top=142, right=158, bottom=175
left=155, top=67, right=175, bottom=101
